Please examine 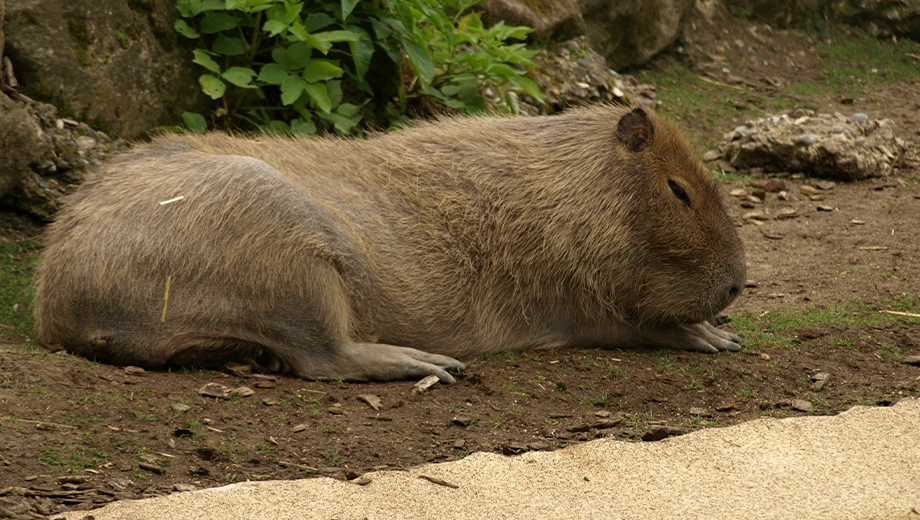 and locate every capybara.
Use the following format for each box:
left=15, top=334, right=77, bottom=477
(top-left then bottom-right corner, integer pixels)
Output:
left=35, top=105, right=745, bottom=383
